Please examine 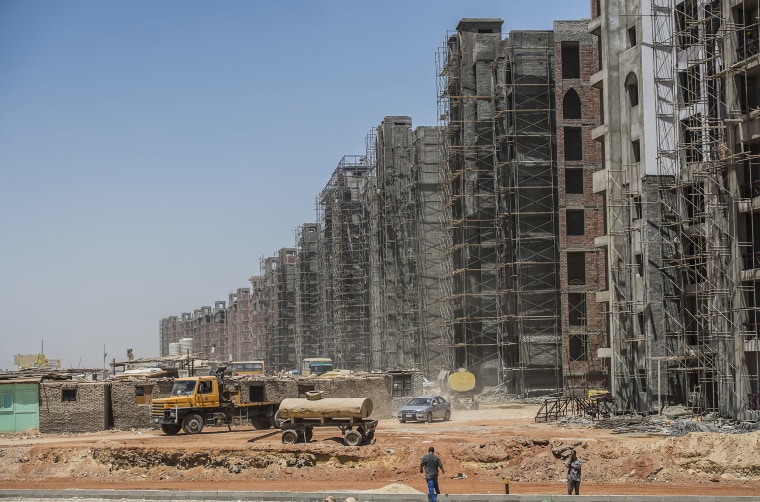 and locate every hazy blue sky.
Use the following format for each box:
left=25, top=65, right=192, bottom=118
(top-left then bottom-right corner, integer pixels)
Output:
left=0, top=0, right=589, bottom=370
